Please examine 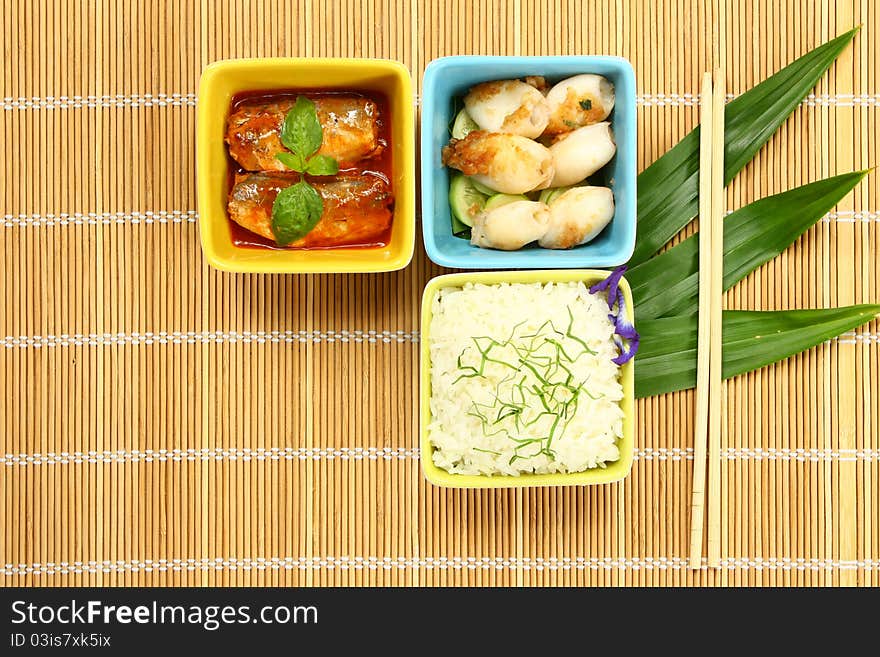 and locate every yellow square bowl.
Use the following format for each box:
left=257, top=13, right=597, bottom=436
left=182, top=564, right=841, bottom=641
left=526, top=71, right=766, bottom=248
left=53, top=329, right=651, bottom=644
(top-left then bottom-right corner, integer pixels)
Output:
left=197, top=58, right=415, bottom=273
left=420, top=270, right=635, bottom=488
